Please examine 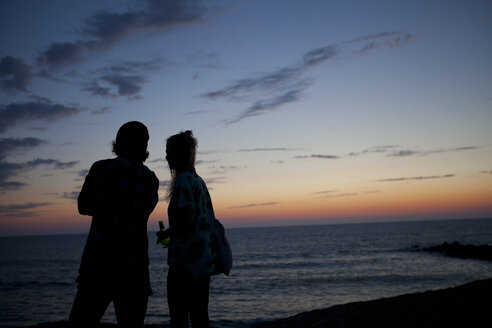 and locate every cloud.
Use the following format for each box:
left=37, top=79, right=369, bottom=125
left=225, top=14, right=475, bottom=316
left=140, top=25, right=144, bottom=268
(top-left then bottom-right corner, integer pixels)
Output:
left=388, top=150, right=419, bottom=157
left=0, top=162, right=24, bottom=191
left=25, top=158, right=79, bottom=169
left=362, top=190, right=381, bottom=194
left=311, top=190, right=337, bottom=195
left=91, top=106, right=112, bottom=115
left=0, top=99, right=83, bottom=133
left=228, top=201, right=281, bottom=209
left=148, top=158, right=167, bottom=163
left=204, top=31, right=413, bottom=125
left=206, top=165, right=243, bottom=176
left=388, top=146, right=478, bottom=157
left=0, top=137, right=46, bottom=160
left=295, top=154, right=339, bottom=159
left=378, top=174, right=455, bottom=182
left=302, top=45, right=338, bottom=66
left=73, top=169, right=89, bottom=182
left=224, top=88, right=305, bottom=125
left=204, top=176, right=227, bottom=185
left=37, top=0, right=208, bottom=68
left=83, top=58, right=164, bottom=99
left=0, top=56, right=32, bottom=92
left=0, top=158, right=79, bottom=191
left=160, top=180, right=171, bottom=188
left=63, top=191, right=79, bottom=200
left=86, top=74, right=146, bottom=98
left=204, top=66, right=305, bottom=100
left=347, top=32, right=414, bottom=54
left=36, top=42, right=87, bottom=68
left=195, top=159, right=220, bottom=166
left=324, top=193, right=358, bottom=199
left=238, top=147, right=301, bottom=152
left=347, top=145, right=399, bottom=157
left=0, top=202, right=52, bottom=217
left=346, top=145, right=478, bottom=158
